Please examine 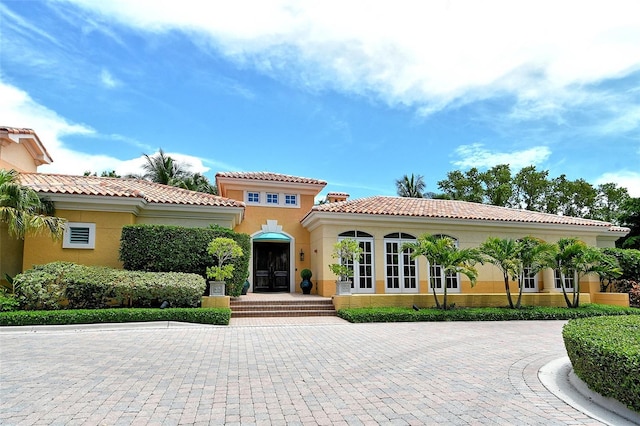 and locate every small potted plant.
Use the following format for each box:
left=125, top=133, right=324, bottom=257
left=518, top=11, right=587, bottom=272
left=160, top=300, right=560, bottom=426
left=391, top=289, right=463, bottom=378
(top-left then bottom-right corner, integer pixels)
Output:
left=206, top=237, right=243, bottom=296
left=300, top=269, right=313, bottom=294
left=329, top=238, right=363, bottom=295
